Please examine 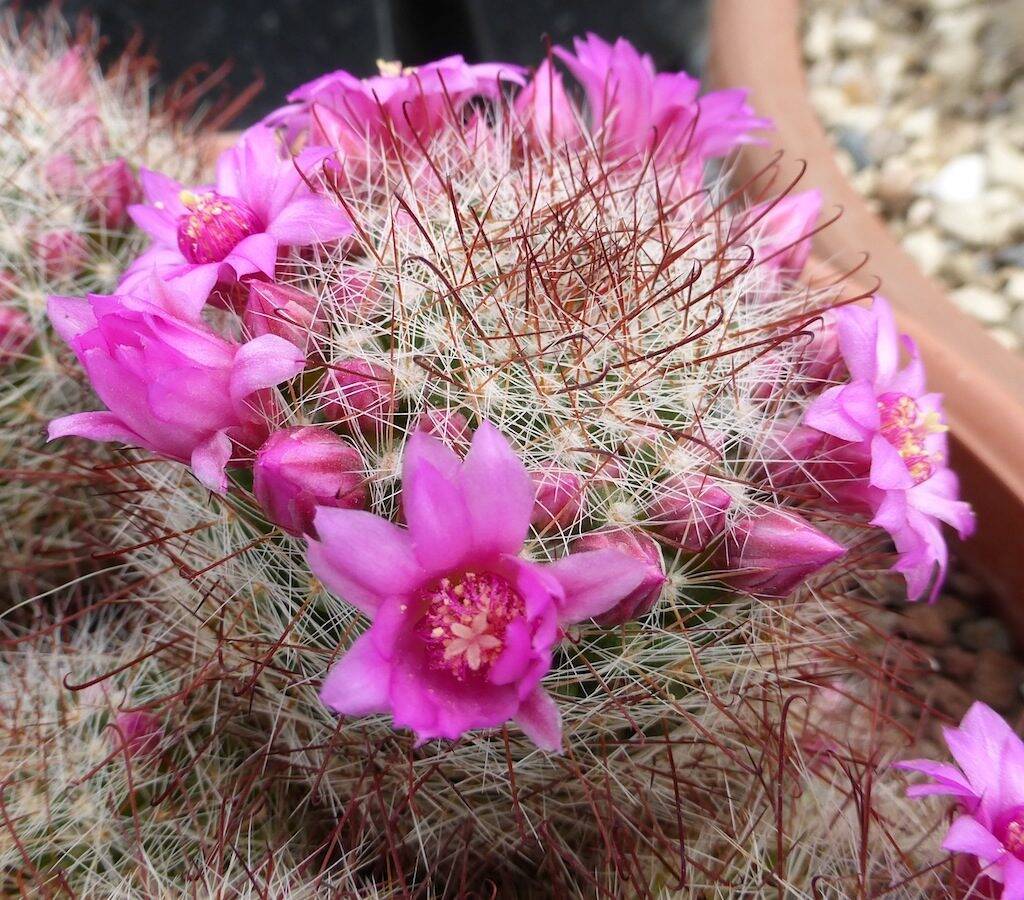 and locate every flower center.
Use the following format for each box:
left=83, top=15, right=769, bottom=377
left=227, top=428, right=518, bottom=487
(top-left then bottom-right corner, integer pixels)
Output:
left=176, top=190, right=260, bottom=265
left=1001, top=807, right=1024, bottom=860
left=417, top=571, right=525, bottom=679
left=877, top=392, right=947, bottom=485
